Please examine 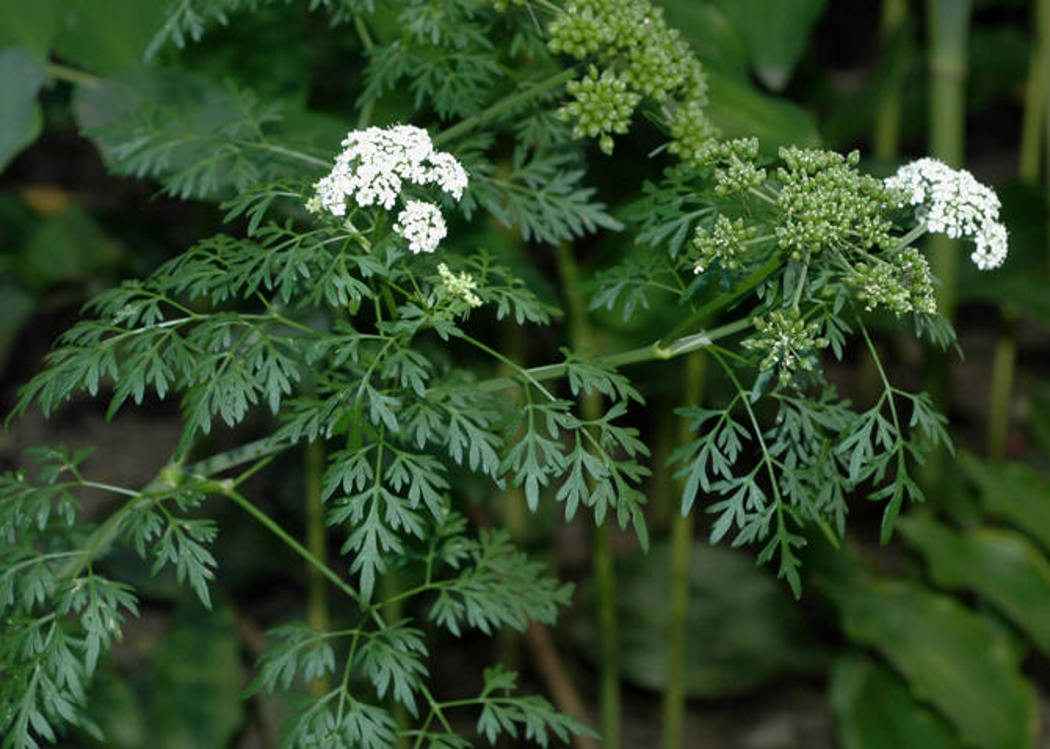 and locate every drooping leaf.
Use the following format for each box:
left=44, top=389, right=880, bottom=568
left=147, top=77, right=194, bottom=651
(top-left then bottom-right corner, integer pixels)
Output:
left=711, top=0, right=828, bottom=90
left=825, top=578, right=1037, bottom=749
left=899, top=514, right=1050, bottom=656
left=830, top=654, right=961, bottom=749
left=0, top=47, right=47, bottom=172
